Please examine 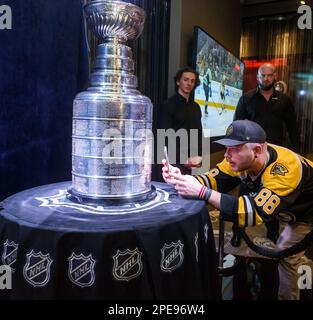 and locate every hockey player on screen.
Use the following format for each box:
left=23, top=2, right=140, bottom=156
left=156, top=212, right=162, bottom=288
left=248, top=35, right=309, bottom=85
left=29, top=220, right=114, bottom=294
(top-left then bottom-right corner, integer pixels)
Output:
left=203, top=66, right=212, bottom=115
left=219, top=73, right=227, bottom=115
